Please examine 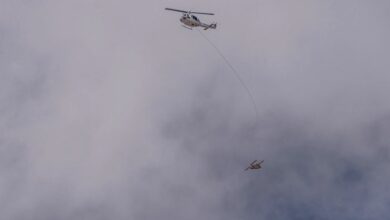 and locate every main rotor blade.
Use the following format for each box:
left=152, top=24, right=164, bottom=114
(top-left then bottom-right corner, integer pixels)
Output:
left=191, top=11, right=214, bottom=15
left=250, top=160, right=257, bottom=165
left=165, top=8, right=188, bottom=13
